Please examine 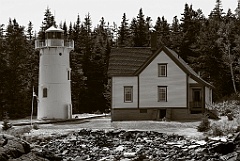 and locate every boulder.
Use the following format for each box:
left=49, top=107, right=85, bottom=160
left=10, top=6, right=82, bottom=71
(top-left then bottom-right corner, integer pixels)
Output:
left=210, top=141, right=236, bottom=155
left=8, top=152, right=49, bottom=161
left=0, top=134, right=30, bottom=159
